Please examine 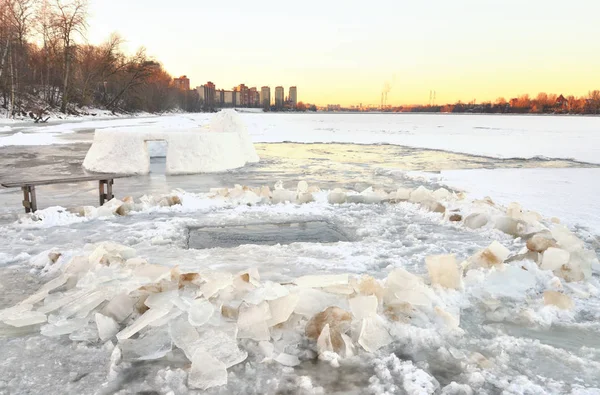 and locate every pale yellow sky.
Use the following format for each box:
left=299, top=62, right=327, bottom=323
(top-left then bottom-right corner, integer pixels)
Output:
left=87, top=0, right=600, bottom=106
